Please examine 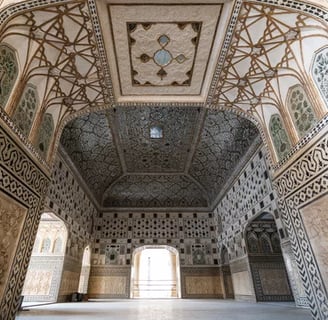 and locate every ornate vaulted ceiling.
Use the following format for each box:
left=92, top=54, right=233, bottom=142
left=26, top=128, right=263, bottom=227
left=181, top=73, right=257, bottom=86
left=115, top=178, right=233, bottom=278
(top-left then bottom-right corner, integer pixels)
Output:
left=61, top=108, right=259, bottom=209
left=1, top=0, right=326, bottom=208
left=97, top=1, right=227, bottom=103
left=57, top=0, right=259, bottom=210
